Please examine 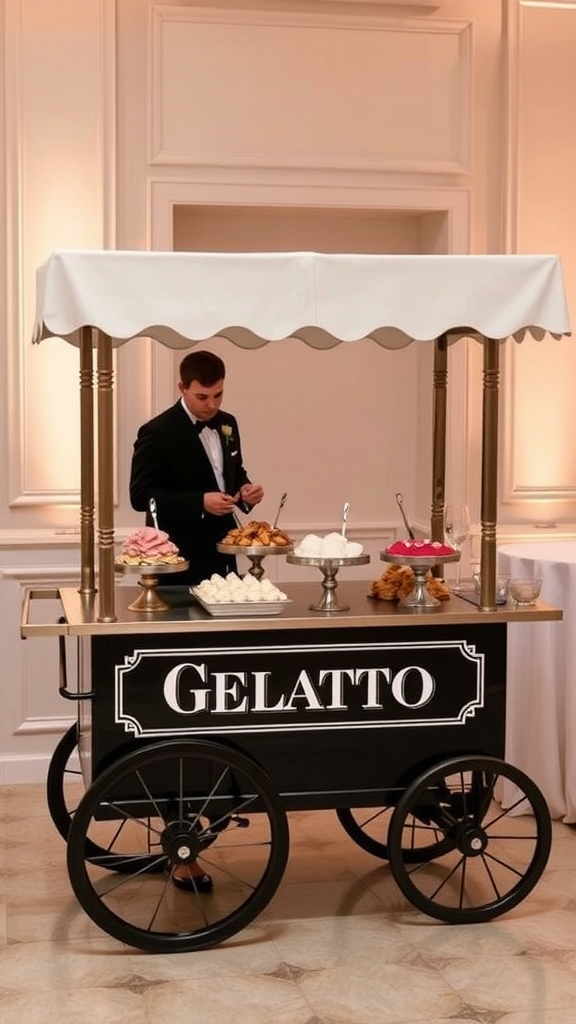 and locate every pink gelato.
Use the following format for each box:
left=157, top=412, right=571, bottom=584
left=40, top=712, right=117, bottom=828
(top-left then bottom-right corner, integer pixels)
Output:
left=386, top=539, right=456, bottom=557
